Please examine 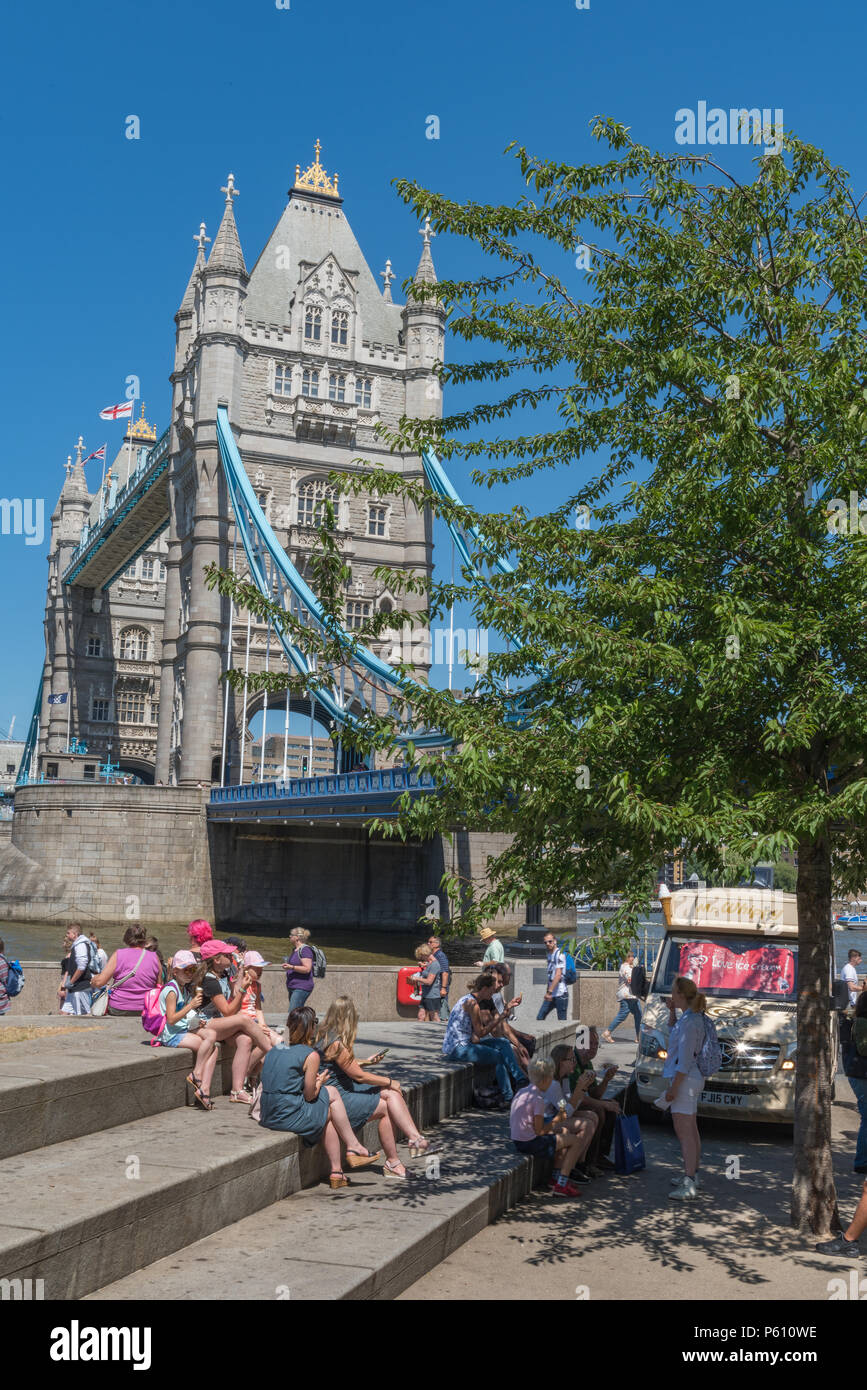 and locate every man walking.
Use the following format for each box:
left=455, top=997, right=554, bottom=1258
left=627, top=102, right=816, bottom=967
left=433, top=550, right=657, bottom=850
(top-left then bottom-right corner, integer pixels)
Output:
left=842, top=949, right=864, bottom=1009
left=537, top=932, right=569, bottom=1022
